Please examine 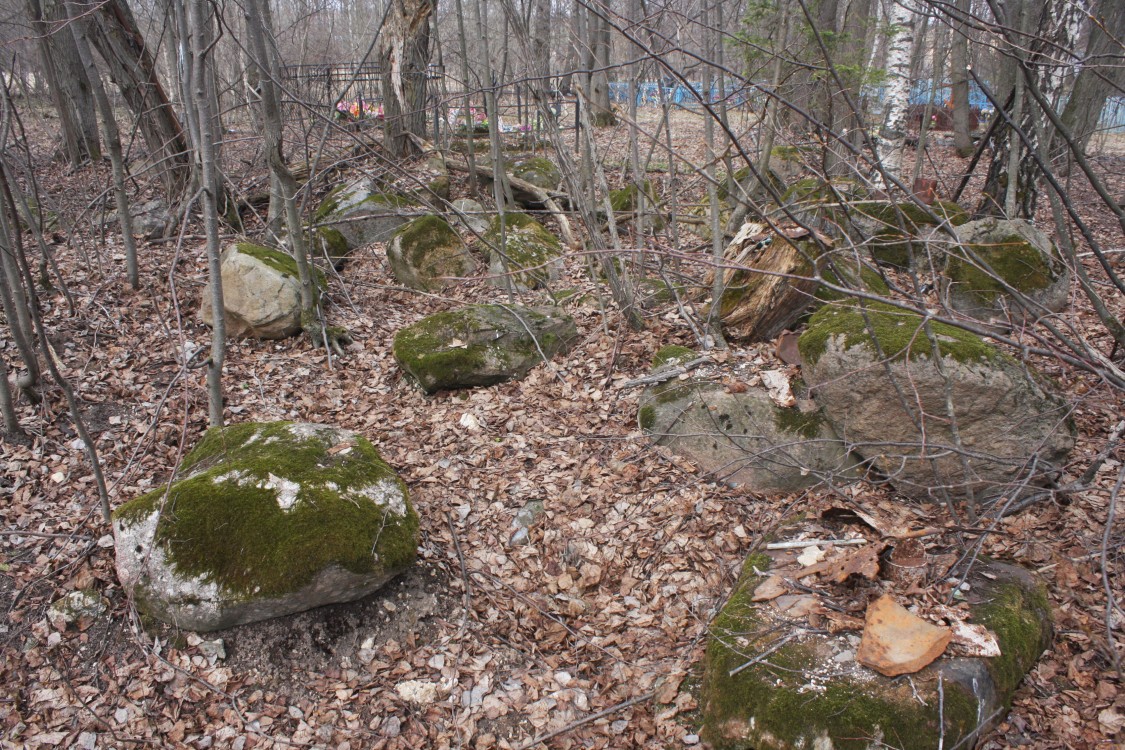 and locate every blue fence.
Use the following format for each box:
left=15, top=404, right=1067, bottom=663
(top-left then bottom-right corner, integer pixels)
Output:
left=607, top=81, right=758, bottom=107
left=1103, top=97, right=1125, bottom=134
